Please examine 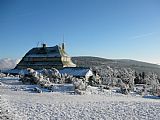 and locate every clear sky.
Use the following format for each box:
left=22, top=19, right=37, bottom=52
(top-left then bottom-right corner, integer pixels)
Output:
left=0, top=0, right=160, bottom=64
